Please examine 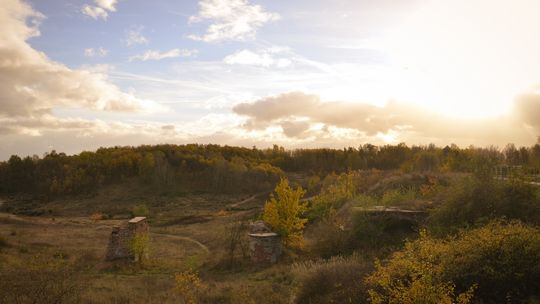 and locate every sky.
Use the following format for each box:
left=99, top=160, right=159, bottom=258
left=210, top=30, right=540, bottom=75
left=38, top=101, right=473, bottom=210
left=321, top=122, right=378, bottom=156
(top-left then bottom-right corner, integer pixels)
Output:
left=1, top=0, right=540, bottom=159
